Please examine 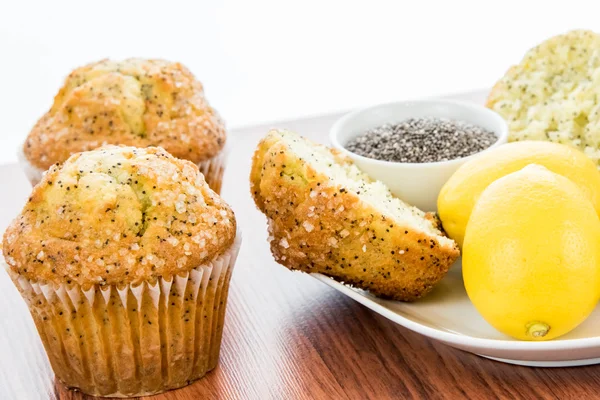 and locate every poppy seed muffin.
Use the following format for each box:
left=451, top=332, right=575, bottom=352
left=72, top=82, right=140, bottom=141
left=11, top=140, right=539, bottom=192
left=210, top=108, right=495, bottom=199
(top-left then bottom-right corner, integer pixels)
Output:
left=251, top=130, right=459, bottom=301
left=21, top=58, right=228, bottom=192
left=3, top=145, right=240, bottom=397
left=487, top=30, right=600, bottom=168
